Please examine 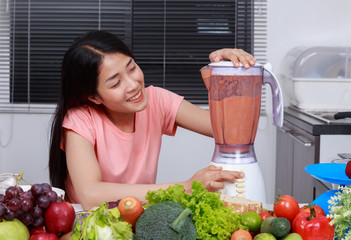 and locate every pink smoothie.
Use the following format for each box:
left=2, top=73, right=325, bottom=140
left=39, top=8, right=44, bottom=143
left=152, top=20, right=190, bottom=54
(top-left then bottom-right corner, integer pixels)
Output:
left=208, top=75, right=262, bottom=149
